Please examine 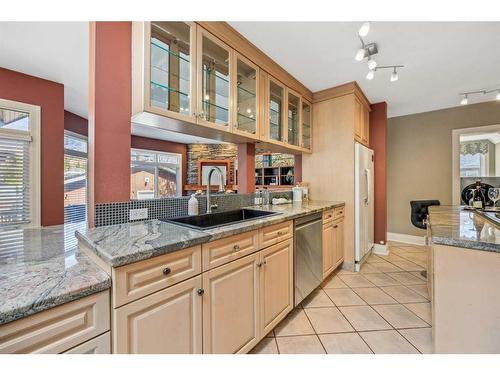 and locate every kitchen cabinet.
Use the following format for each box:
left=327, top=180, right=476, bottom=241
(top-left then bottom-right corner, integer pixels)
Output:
left=196, top=27, right=233, bottom=130
left=202, top=252, right=260, bottom=354
left=63, top=332, right=111, bottom=354
left=146, top=21, right=197, bottom=123
left=259, top=239, right=293, bottom=336
left=286, top=89, right=301, bottom=147
left=232, top=53, right=259, bottom=139
left=113, top=276, right=203, bottom=354
left=354, top=97, right=370, bottom=146
left=266, top=76, right=286, bottom=143
left=333, top=219, right=344, bottom=266
left=322, top=216, right=345, bottom=280
left=301, top=99, right=312, bottom=150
